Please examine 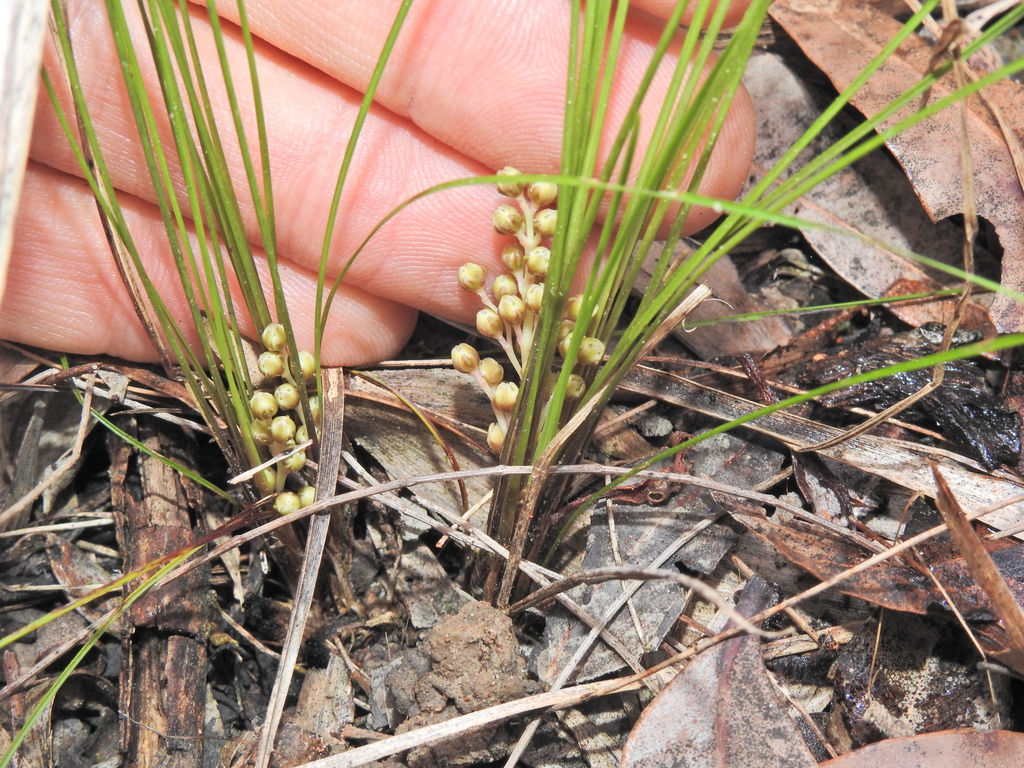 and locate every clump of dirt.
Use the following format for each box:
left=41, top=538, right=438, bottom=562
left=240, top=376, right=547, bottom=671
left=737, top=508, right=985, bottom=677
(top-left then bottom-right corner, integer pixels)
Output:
left=383, top=601, right=538, bottom=767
